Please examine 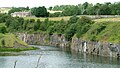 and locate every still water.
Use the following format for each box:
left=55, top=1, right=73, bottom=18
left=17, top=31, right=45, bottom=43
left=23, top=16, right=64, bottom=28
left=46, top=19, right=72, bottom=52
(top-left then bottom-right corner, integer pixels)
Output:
left=0, top=45, right=120, bottom=68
